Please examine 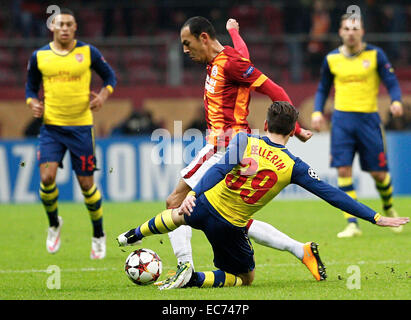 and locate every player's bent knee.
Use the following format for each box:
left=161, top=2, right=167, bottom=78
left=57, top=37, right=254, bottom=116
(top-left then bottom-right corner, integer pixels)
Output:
left=170, top=209, right=186, bottom=226
left=166, top=194, right=175, bottom=209
left=337, top=166, right=352, bottom=178
left=370, top=171, right=386, bottom=183
left=166, top=192, right=184, bottom=209
left=40, top=173, right=56, bottom=186
left=77, top=176, right=94, bottom=191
